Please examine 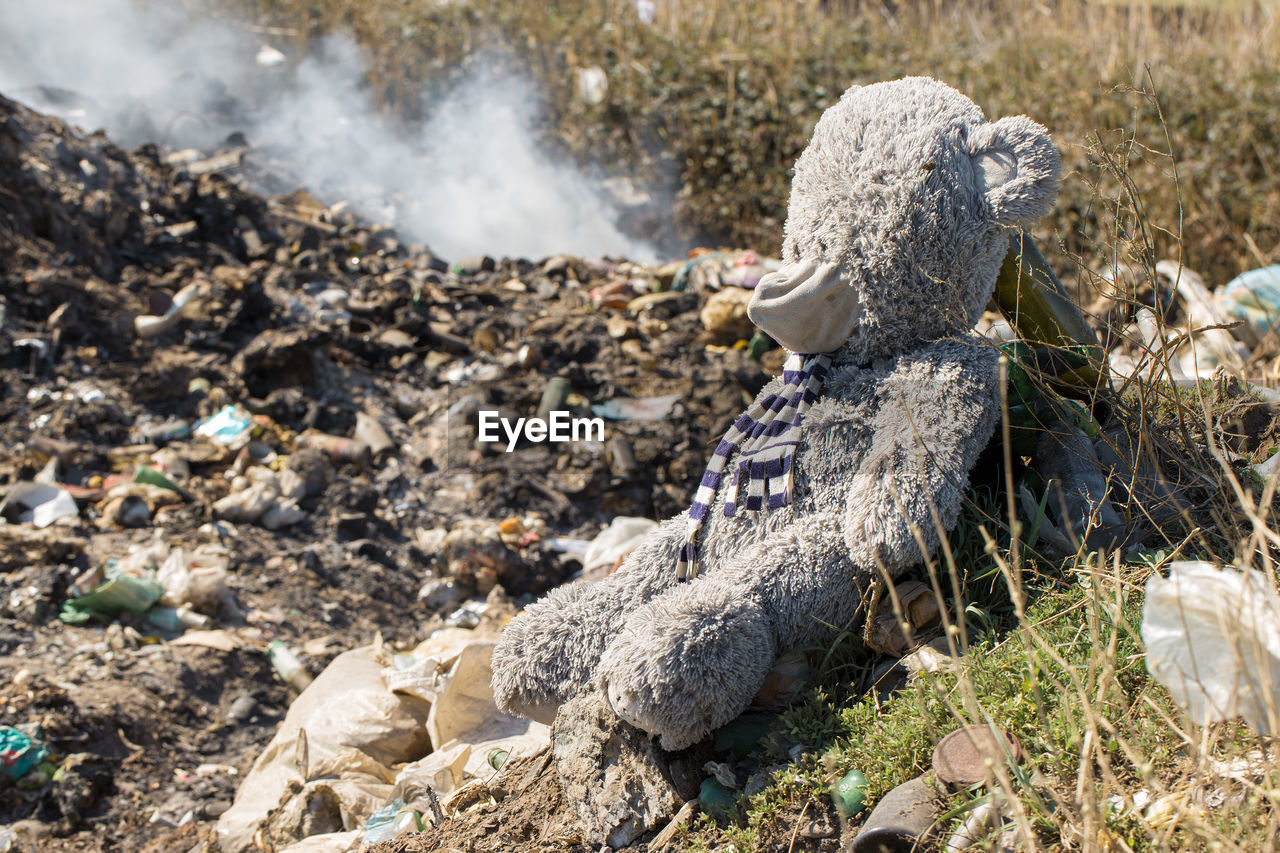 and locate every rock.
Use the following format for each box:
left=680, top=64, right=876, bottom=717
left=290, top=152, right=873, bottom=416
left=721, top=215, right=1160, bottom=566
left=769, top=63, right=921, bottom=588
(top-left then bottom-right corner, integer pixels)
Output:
left=454, top=255, right=496, bottom=275
left=552, top=692, right=682, bottom=849
left=1029, top=413, right=1126, bottom=552
left=699, top=287, right=755, bottom=341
